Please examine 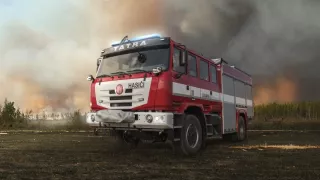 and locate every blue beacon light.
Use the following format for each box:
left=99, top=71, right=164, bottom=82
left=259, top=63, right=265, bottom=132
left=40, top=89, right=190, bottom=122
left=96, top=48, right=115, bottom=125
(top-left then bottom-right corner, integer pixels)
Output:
left=111, top=33, right=162, bottom=47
